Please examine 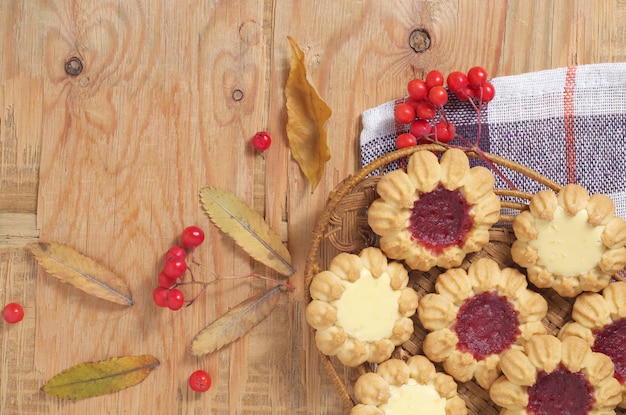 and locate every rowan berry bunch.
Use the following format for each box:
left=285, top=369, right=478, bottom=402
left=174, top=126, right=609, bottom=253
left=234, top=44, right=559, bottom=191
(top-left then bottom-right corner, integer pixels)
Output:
left=393, top=66, right=494, bottom=149
left=152, top=225, right=292, bottom=311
